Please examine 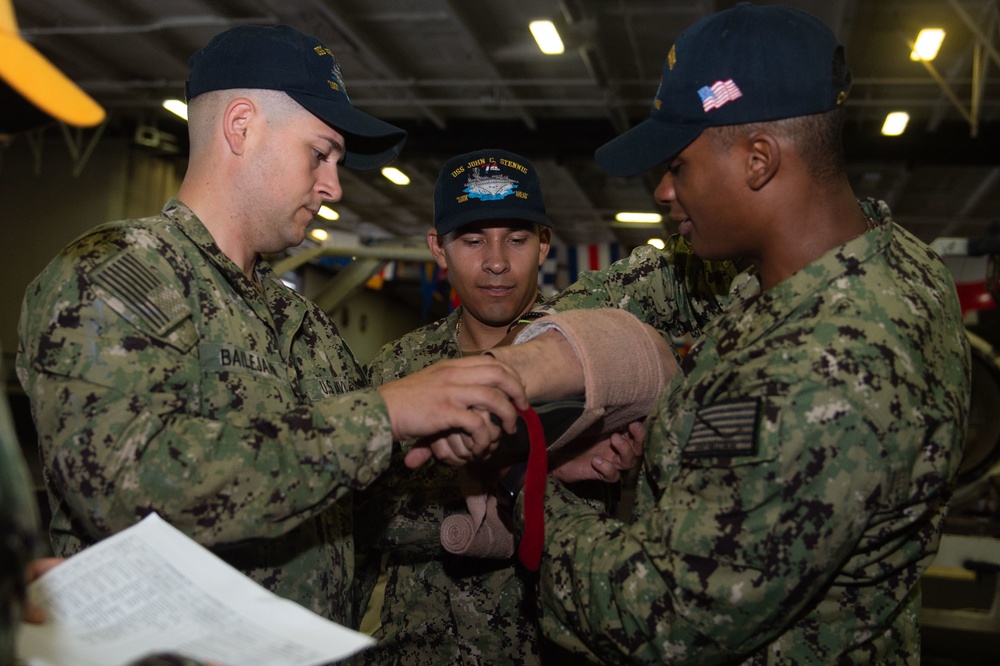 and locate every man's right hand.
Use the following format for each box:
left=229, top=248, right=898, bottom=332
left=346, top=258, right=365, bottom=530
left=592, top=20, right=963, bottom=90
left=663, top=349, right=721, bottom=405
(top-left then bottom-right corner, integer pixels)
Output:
left=377, top=355, right=529, bottom=467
